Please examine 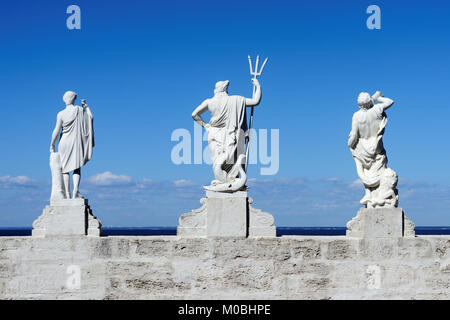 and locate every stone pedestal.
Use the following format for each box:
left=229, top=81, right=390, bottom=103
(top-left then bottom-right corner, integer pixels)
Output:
left=32, top=199, right=102, bottom=237
left=177, top=190, right=276, bottom=238
left=346, top=207, right=415, bottom=238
